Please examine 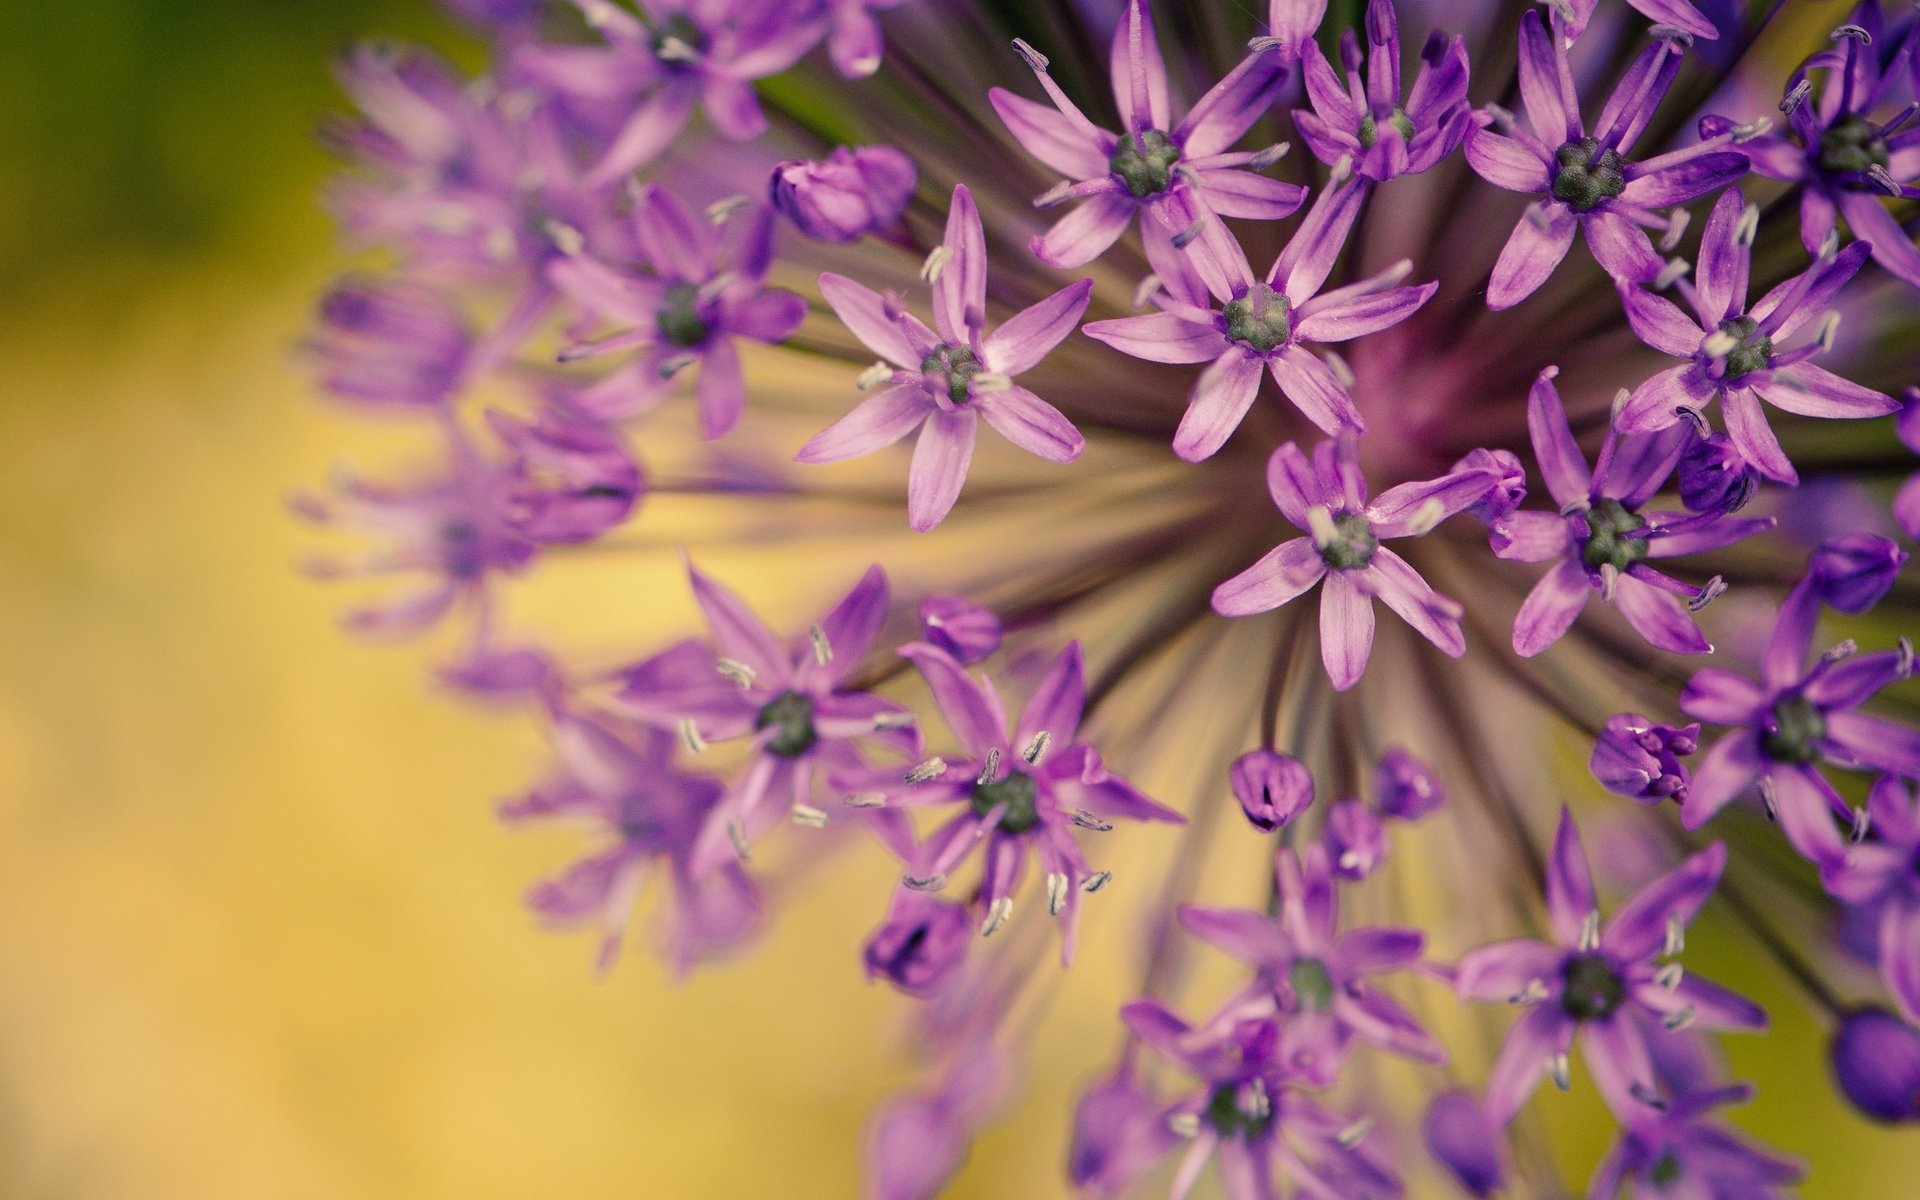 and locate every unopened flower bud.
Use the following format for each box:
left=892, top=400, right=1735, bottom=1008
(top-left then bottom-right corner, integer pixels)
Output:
left=1422, top=1089, right=1506, bottom=1196
left=1591, top=713, right=1699, bottom=803
left=918, top=594, right=1002, bottom=664
left=1831, top=1007, right=1920, bottom=1123
left=1810, top=534, right=1907, bottom=615
left=1677, top=432, right=1758, bottom=515
left=1325, top=799, right=1385, bottom=879
left=863, top=889, right=970, bottom=997
left=1374, top=748, right=1445, bottom=820
left=770, top=145, right=917, bottom=245
left=1450, top=448, right=1527, bottom=523
left=1230, top=748, right=1314, bottom=832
